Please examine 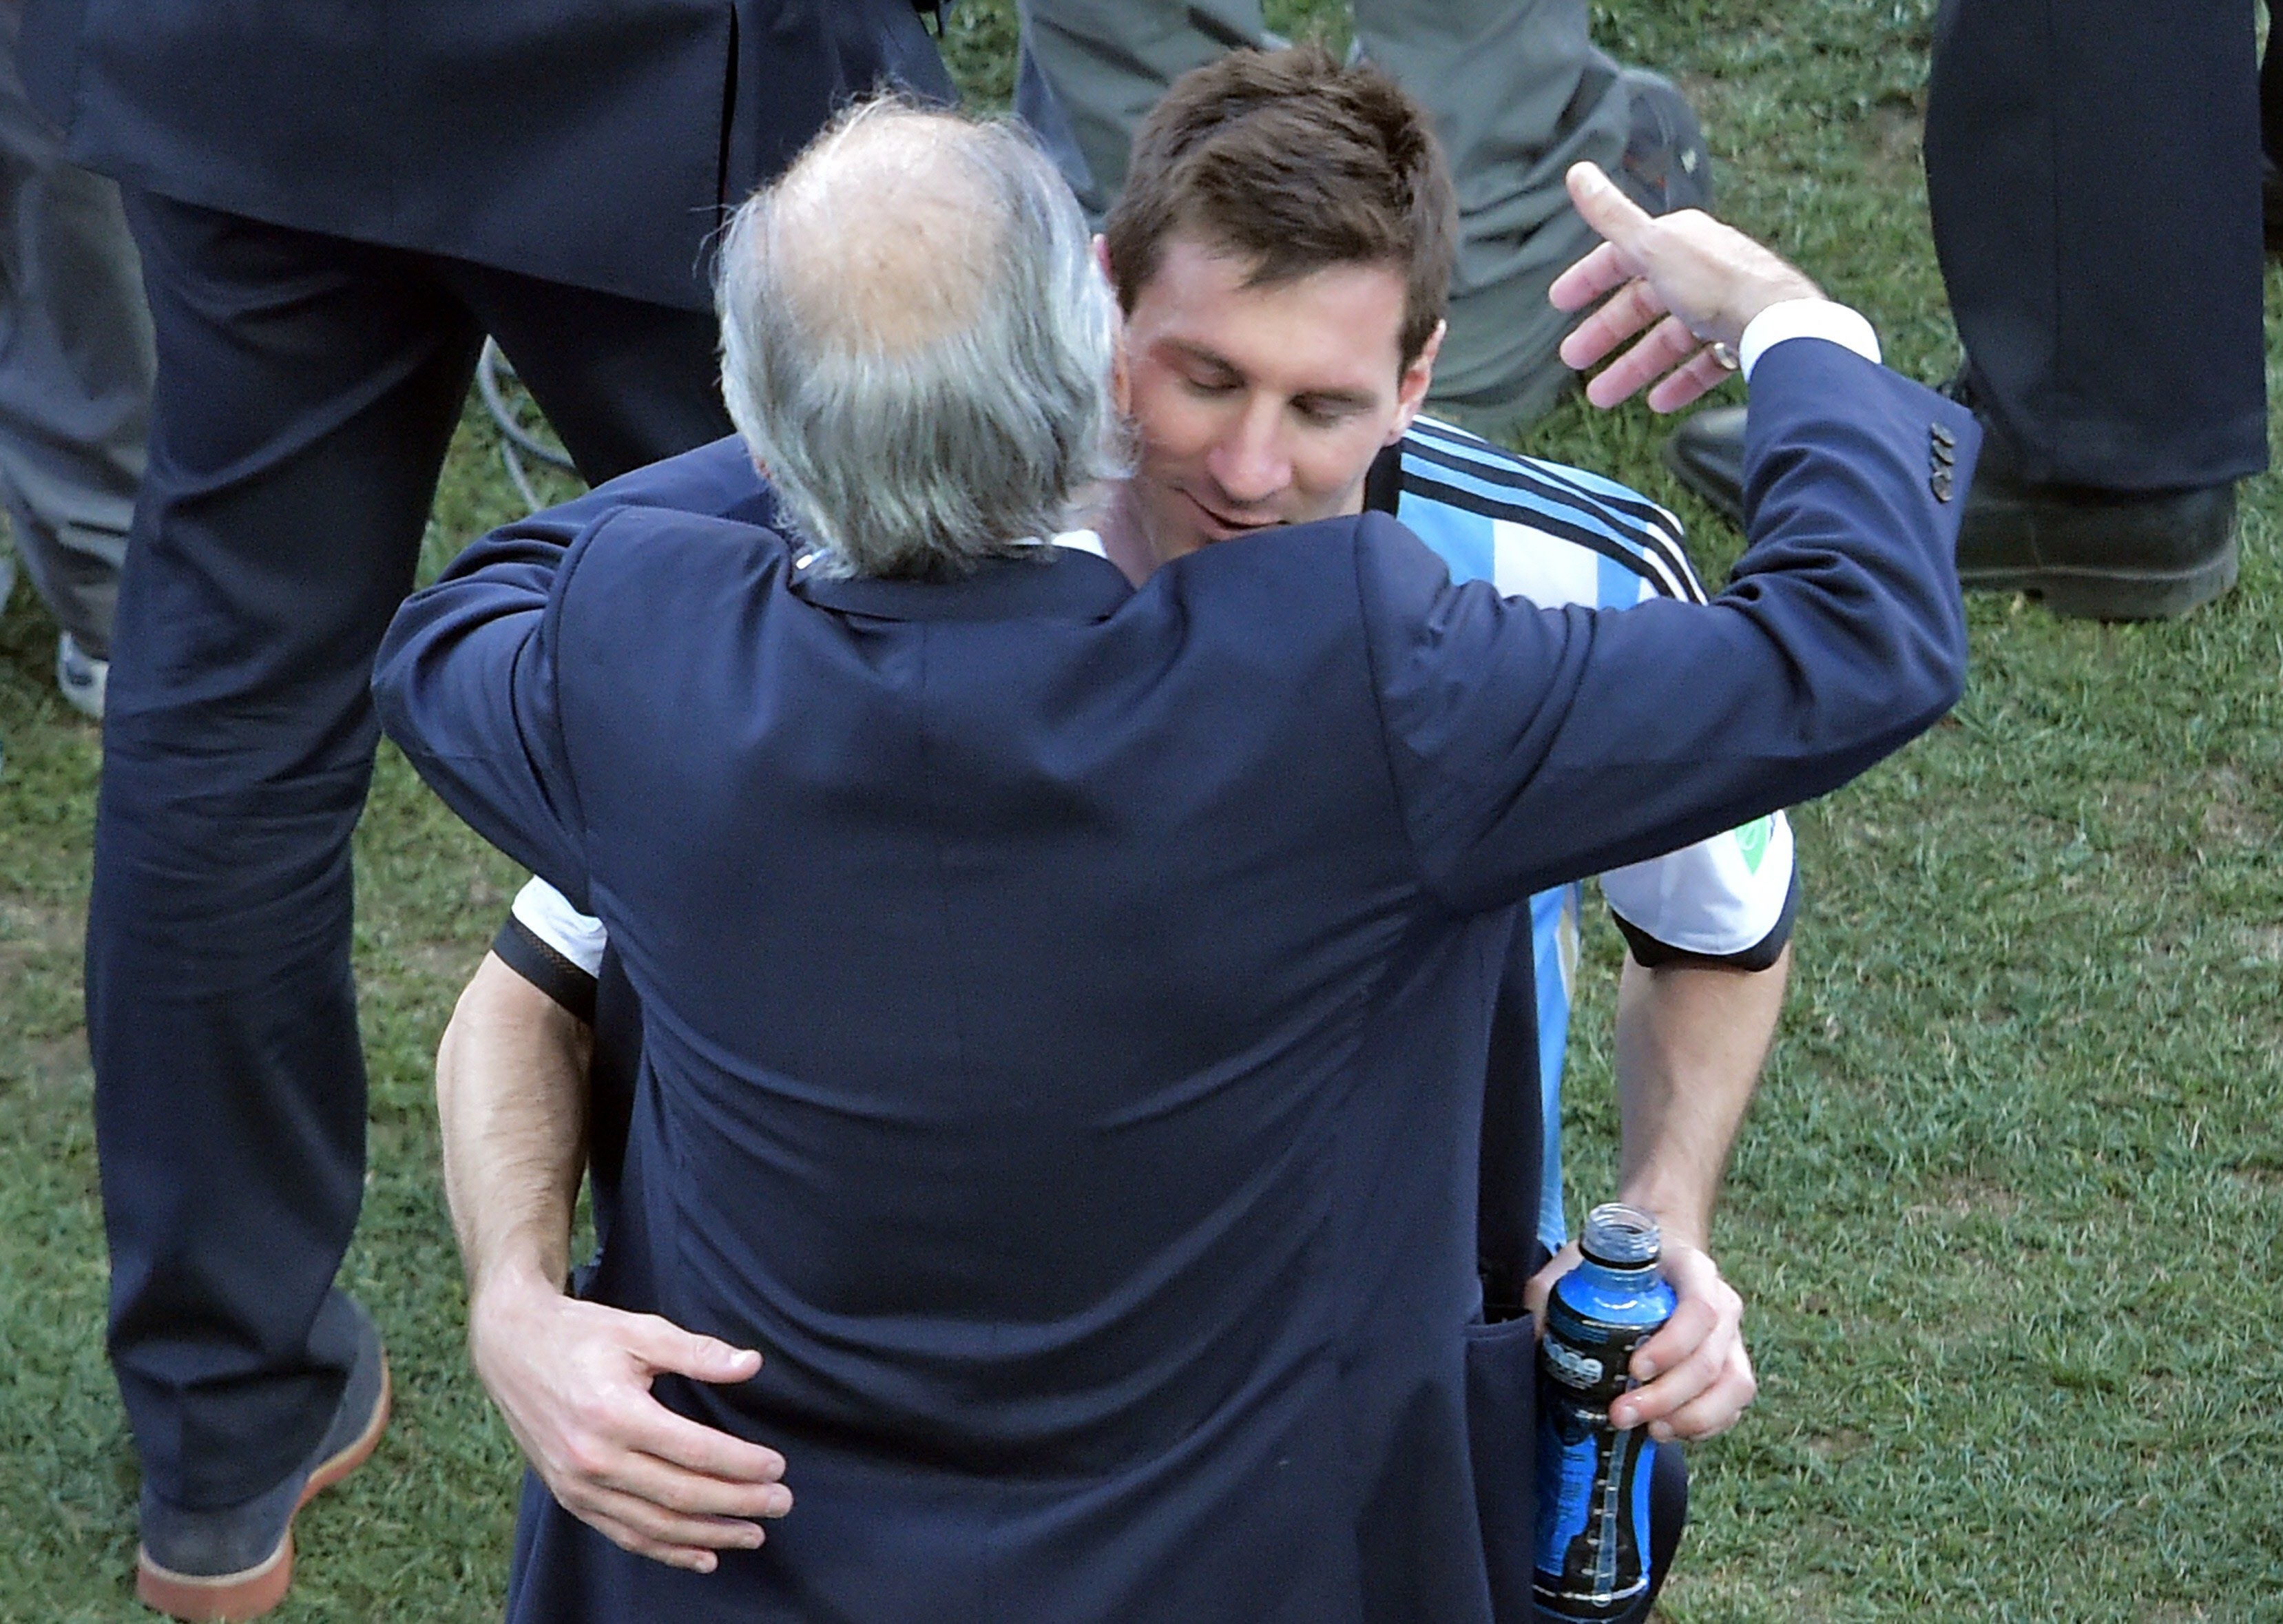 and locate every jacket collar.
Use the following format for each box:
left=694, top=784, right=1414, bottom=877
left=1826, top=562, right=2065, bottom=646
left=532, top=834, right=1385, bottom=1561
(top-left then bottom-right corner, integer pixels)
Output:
left=789, top=537, right=1132, bottom=624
